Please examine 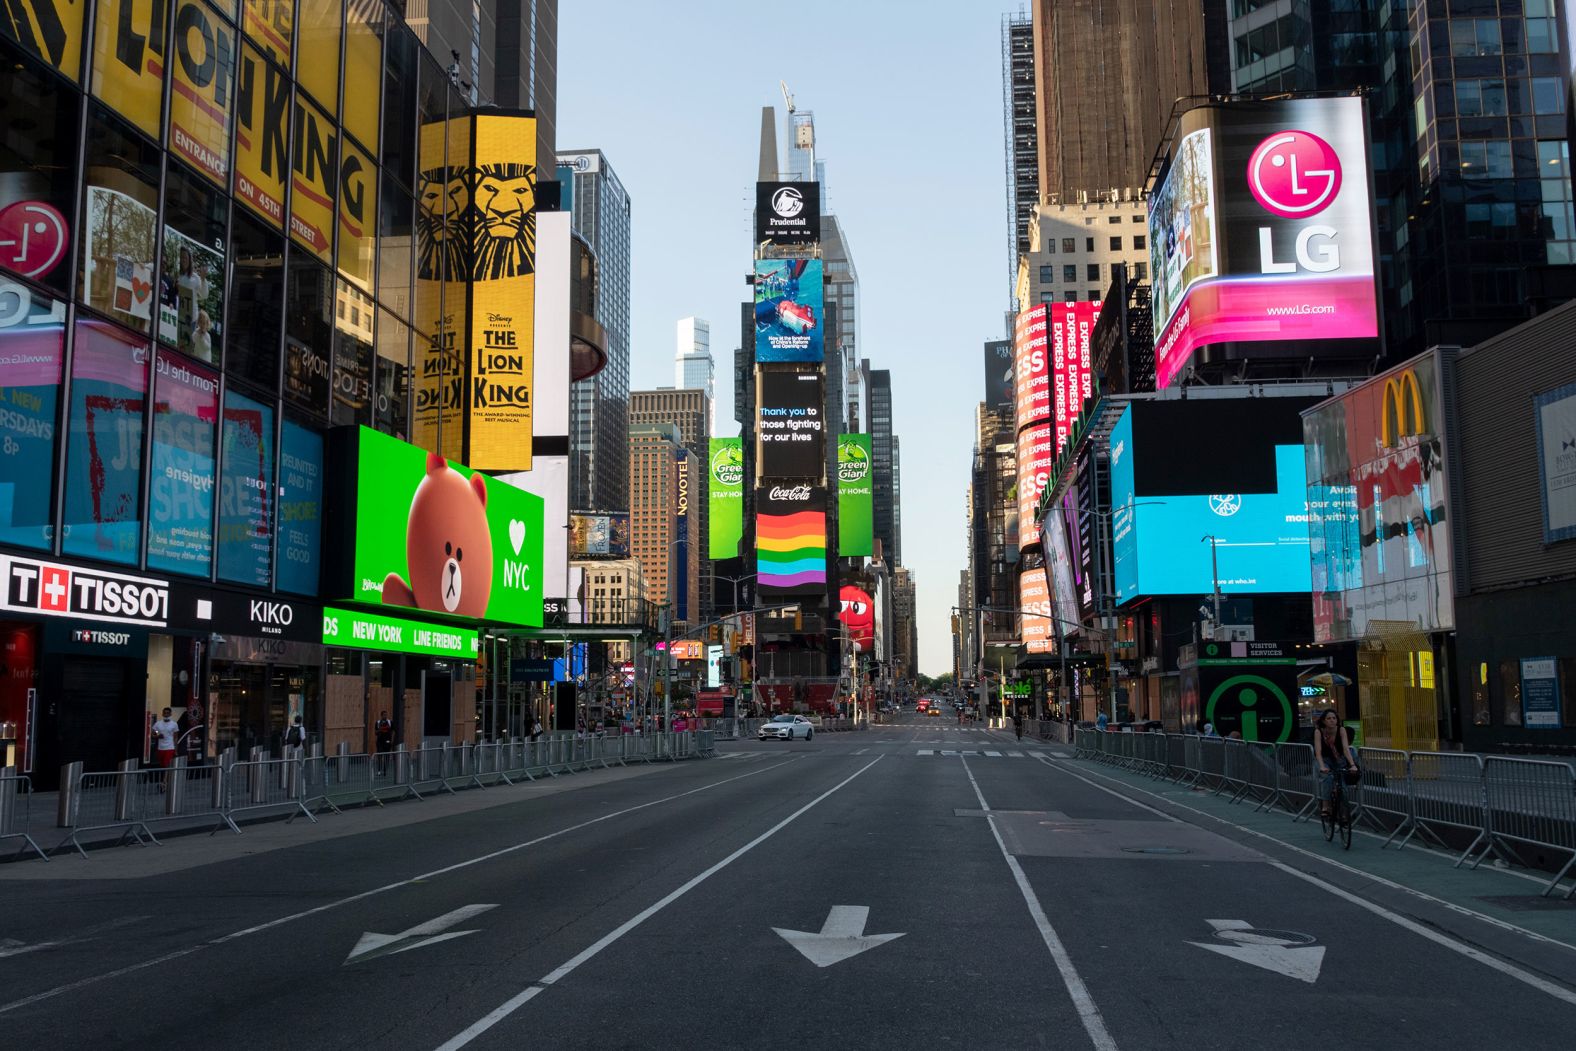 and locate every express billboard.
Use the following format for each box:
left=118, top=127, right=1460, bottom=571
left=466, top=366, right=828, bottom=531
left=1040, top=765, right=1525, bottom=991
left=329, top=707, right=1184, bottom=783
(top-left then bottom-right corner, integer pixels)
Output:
left=1016, top=422, right=1054, bottom=550
left=1050, top=301, right=1098, bottom=453
left=1013, top=305, right=1049, bottom=428
left=757, top=370, right=824, bottom=478
left=1148, top=97, right=1378, bottom=389
left=754, top=259, right=823, bottom=363
left=1109, top=398, right=1316, bottom=602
